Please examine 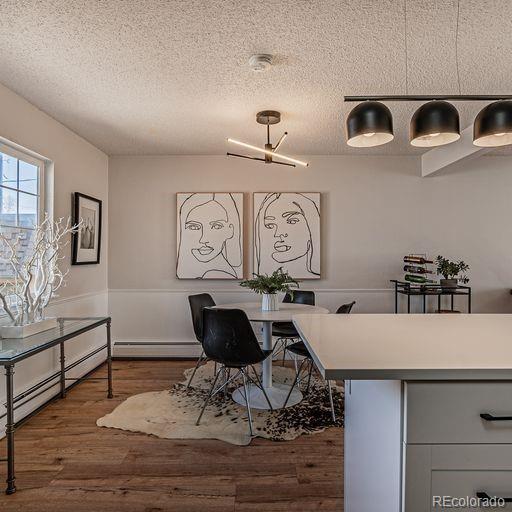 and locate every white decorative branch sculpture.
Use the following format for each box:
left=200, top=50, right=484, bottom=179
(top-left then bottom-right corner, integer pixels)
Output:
left=0, top=213, right=80, bottom=333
